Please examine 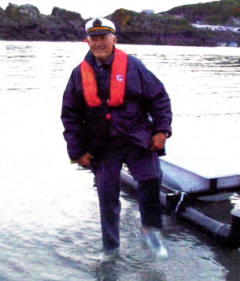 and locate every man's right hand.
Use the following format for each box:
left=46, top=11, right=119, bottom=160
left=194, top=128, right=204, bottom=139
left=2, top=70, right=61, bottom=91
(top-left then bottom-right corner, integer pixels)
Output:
left=72, top=152, right=94, bottom=167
